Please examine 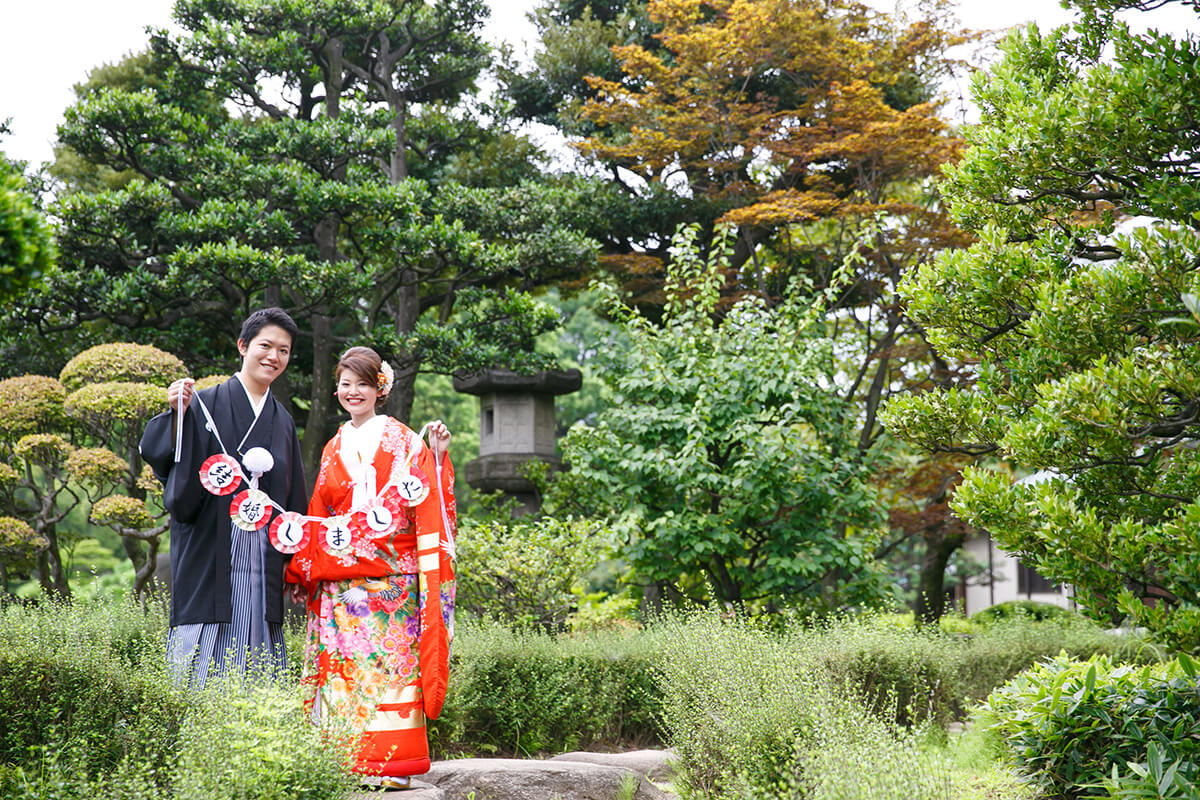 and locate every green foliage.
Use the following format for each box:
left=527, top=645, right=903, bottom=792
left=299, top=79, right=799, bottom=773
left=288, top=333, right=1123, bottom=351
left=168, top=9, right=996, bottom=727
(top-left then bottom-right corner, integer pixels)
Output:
left=971, top=599, right=1079, bottom=625
left=59, top=342, right=186, bottom=392
left=66, top=447, right=129, bottom=488
left=811, top=612, right=1149, bottom=729
left=90, top=495, right=157, bottom=531
left=655, top=612, right=1061, bottom=800
left=883, top=7, right=1200, bottom=651
left=0, top=159, right=53, bottom=303
left=455, top=516, right=612, bottom=631
left=0, top=599, right=354, bottom=800
left=555, top=224, right=889, bottom=611
left=0, top=516, right=46, bottom=561
left=14, top=434, right=71, bottom=469
left=1098, top=741, right=1200, bottom=800
left=0, top=375, right=68, bottom=440
left=171, top=682, right=356, bottom=800
left=64, top=382, right=167, bottom=432
left=66, top=537, right=120, bottom=577
left=985, top=653, right=1200, bottom=799
left=20, top=0, right=602, bottom=474
left=430, top=617, right=663, bottom=757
